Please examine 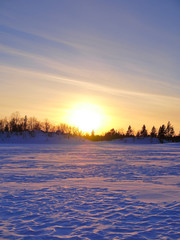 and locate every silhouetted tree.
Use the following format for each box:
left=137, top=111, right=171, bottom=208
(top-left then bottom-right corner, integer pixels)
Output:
left=9, top=117, right=17, bottom=132
left=166, top=121, right=174, bottom=138
left=9, top=112, right=24, bottom=132
left=136, top=131, right=141, bottom=137
left=27, top=117, right=40, bottom=131
left=23, top=115, right=28, bottom=131
left=158, top=124, right=166, bottom=139
left=43, top=119, right=50, bottom=132
left=150, top=126, right=157, bottom=138
left=34, top=121, right=41, bottom=131
left=105, top=129, right=114, bottom=137
left=140, top=124, right=148, bottom=137
left=105, top=128, right=120, bottom=137
left=126, top=125, right=133, bottom=137
left=110, top=128, right=116, bottom=135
